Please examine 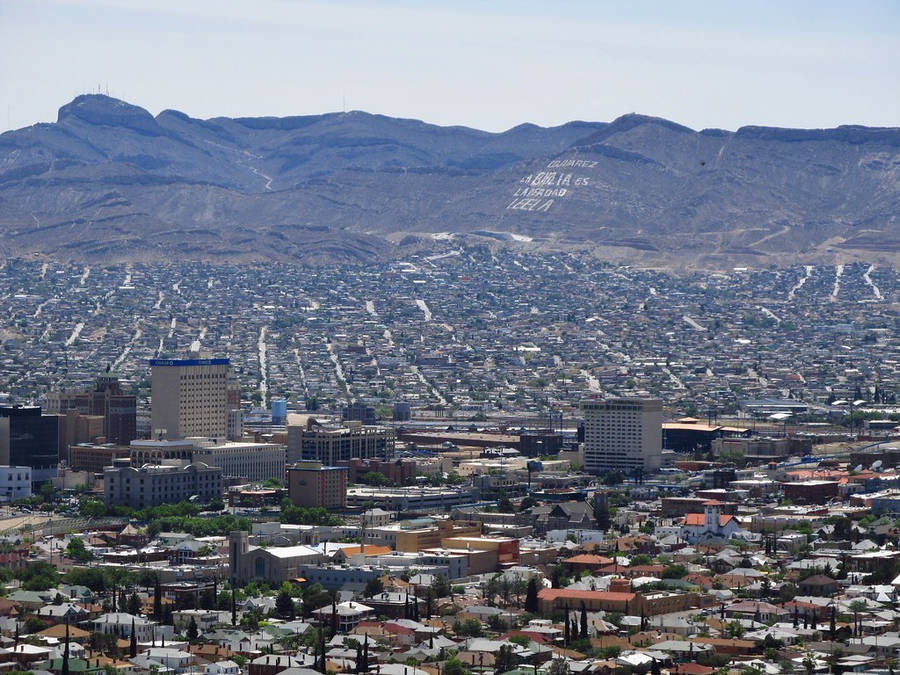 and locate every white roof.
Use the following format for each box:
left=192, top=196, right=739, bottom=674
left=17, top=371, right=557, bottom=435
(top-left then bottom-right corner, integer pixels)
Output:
left=254, top=545, right=320, bottom=559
